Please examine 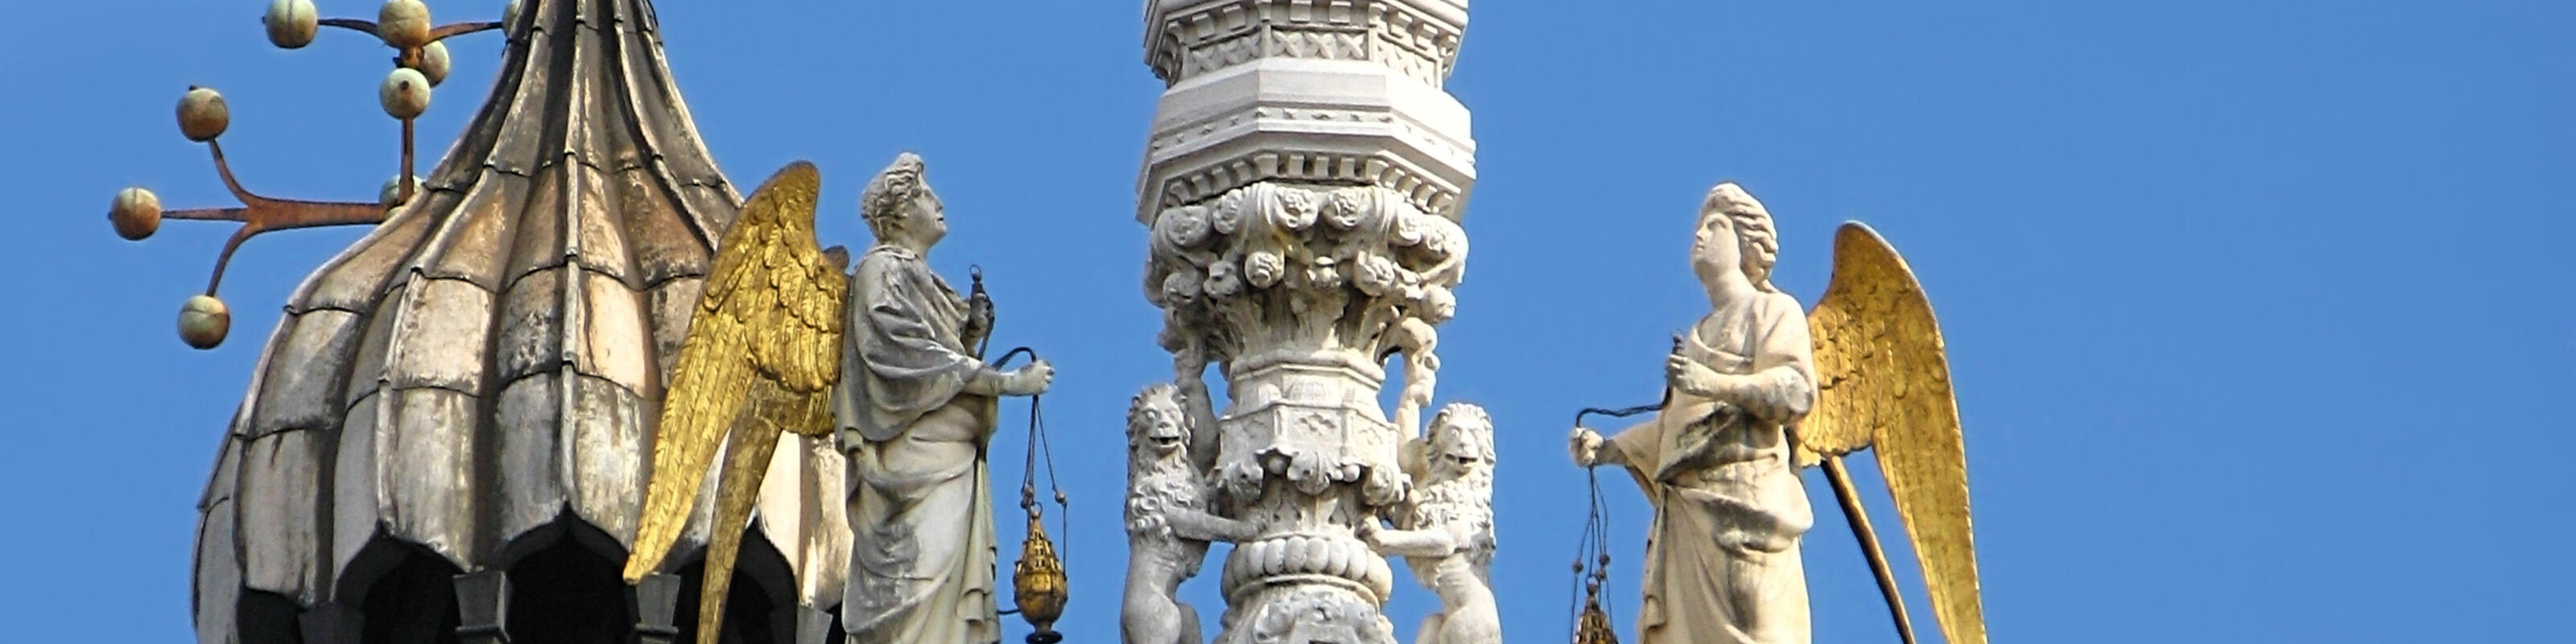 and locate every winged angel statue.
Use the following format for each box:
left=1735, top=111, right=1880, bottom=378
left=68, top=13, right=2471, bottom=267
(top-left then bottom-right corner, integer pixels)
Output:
left=620, top=157, right=1051, bottom=644
left=1570, top=183, right=1984, bottom=644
